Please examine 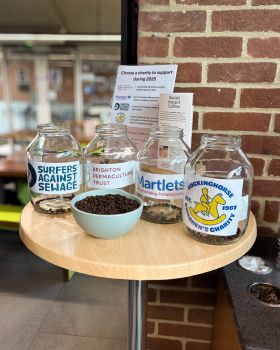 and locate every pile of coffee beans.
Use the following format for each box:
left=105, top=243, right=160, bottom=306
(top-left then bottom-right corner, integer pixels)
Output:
left=253, top=284, right=280, bottom=305
left=75, top=194, right=140, bottom=215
